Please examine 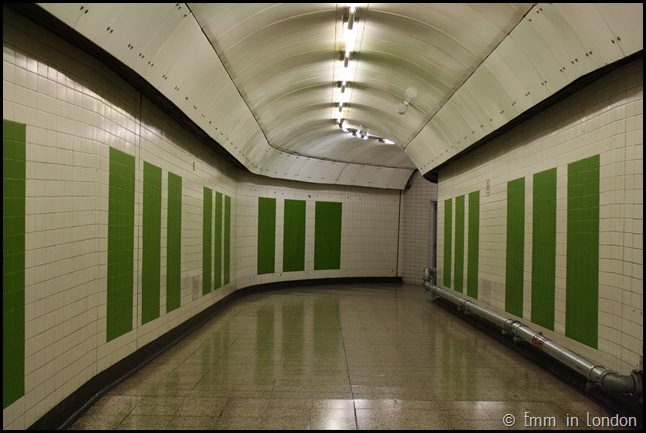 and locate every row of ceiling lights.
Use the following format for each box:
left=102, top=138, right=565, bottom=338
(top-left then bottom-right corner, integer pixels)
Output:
left=332, top=6, right=395, bottom=145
